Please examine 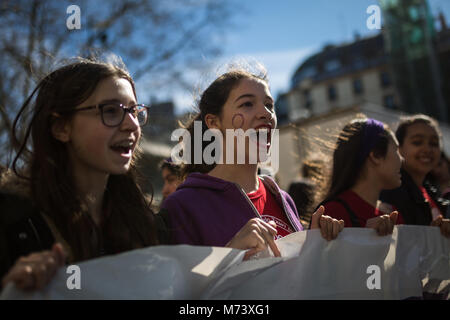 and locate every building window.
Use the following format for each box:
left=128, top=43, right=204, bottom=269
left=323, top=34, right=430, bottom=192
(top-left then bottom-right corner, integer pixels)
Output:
left=292, top=66, right=316, bottom=87
left=380, top=72, right=391, bottom=88
left=384, top=95, right=395, bottom=109
left=303, top=90, right=312, bottom=109
left=353, top=78, right=364, bottom=95
left=328, top=85, right=338, bottom=101
left=324, top=59, right=341, bottom=72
